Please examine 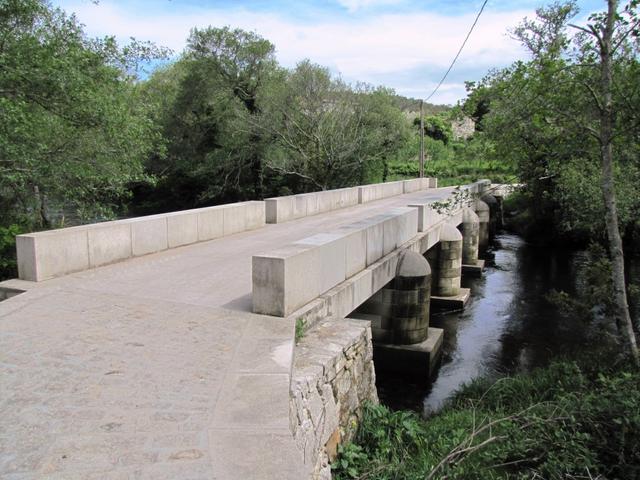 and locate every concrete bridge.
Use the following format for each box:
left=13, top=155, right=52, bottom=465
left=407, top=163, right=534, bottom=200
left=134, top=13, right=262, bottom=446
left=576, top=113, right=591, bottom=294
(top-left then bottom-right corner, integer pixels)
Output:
left=0, top=178, right=504, bottom=479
